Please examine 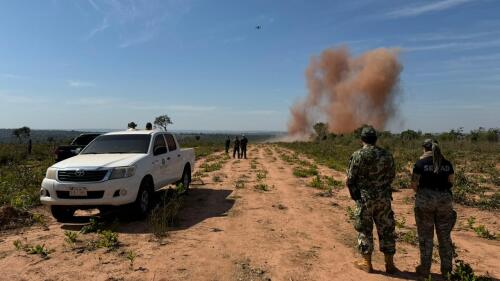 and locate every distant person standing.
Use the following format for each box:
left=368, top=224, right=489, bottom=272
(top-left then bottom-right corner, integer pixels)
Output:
left=225, top=136, right=231, bottom=154
left=347, top=126, right=398, bottom=274
left=240, top=135, right=248, bottom=159
left=411, top=139, right=456, bottom=278
left=27, top=138, right=32, bottom=154
left=145, top=122, right=153, bottom=130
left=233, top=137, right=240, bottom=159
